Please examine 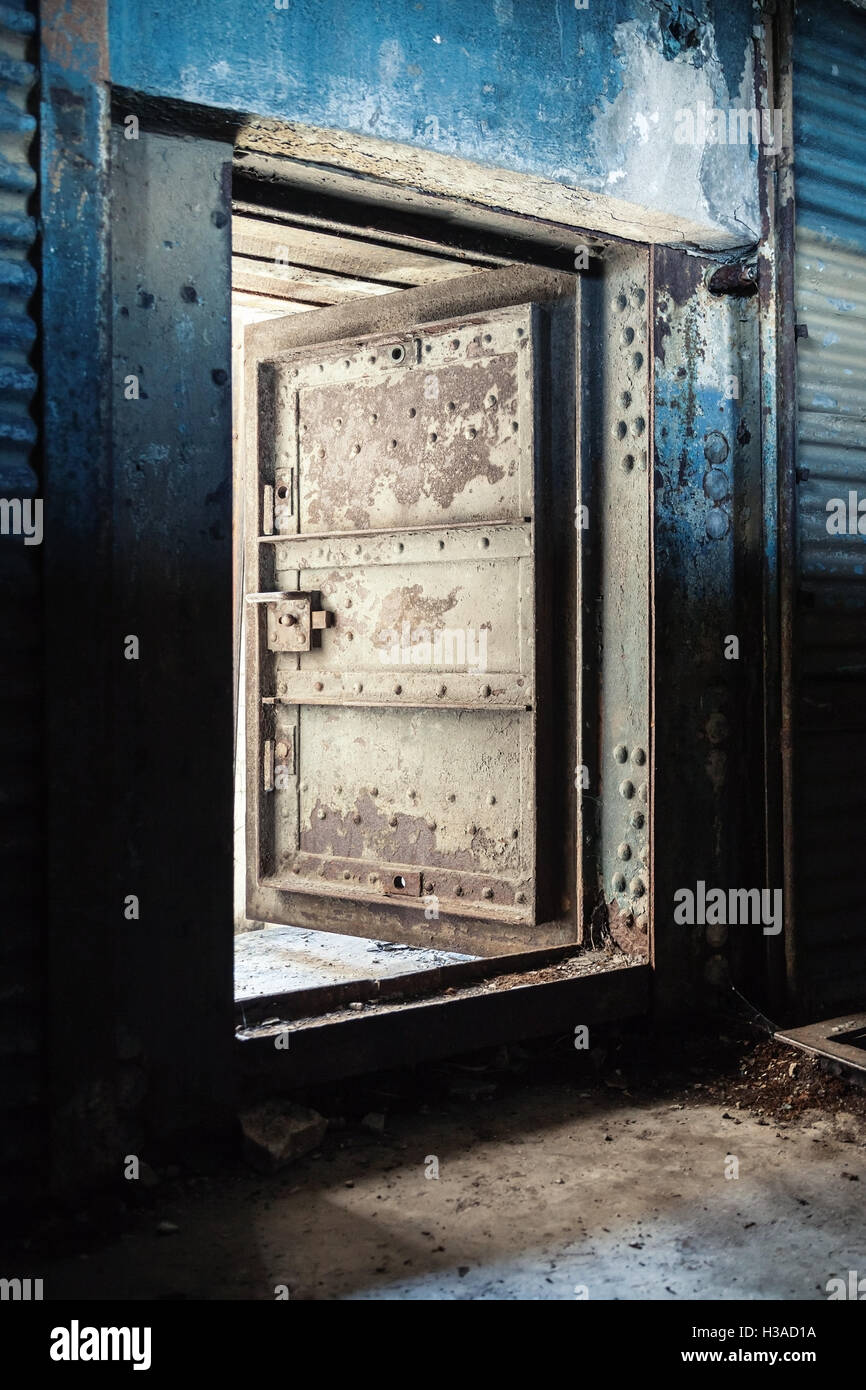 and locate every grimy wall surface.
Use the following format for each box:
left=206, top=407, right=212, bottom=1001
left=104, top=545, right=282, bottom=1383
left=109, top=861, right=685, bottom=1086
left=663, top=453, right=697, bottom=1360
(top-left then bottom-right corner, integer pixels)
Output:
left=109, top=0, right=762, bottom=248
left=32, top=0, right=764, bottom=1192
